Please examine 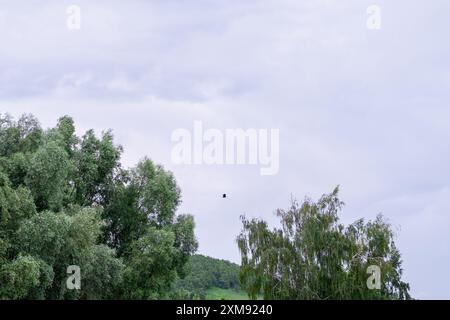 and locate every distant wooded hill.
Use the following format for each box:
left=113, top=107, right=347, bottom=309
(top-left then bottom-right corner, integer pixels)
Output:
left=171, top=254, right=243, bottom=299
